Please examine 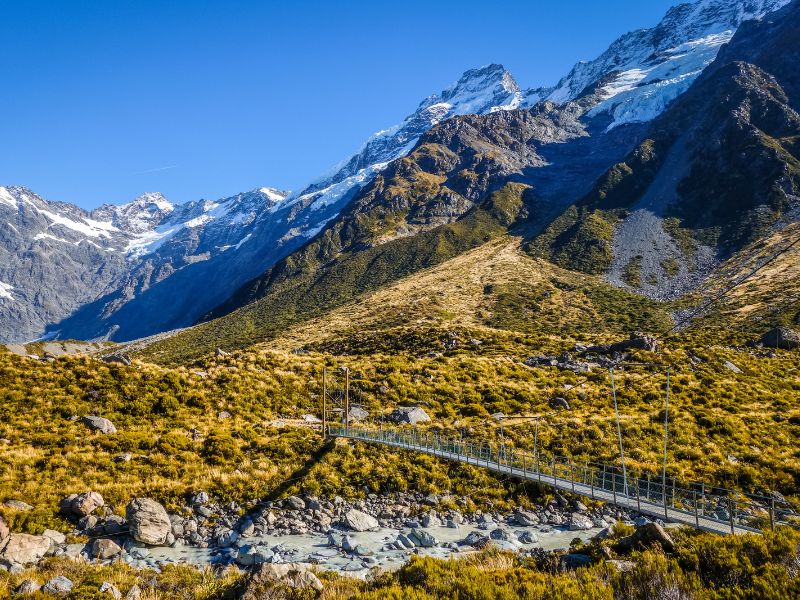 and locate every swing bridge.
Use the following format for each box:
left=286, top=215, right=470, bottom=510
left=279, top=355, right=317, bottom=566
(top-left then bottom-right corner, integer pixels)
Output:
left=328, top=424, right=798, bottom=536
left=320, top=367, right=800, bottom=537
